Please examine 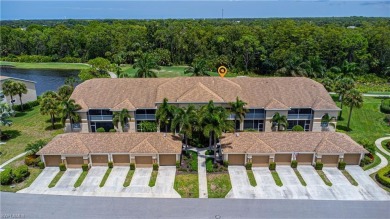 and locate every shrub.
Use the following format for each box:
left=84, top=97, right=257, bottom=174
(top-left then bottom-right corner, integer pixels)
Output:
left=380, top=99, right=390, bottom=114
left=59, top=163, right=66, bottom=171
left=245, top=162, right=252, bottom=170
left=315, top=162, right=323, bottom=170
left=130, top=163, right=135, bottom=170
left=291, top=160, right=298, bottom=168
left=58, top=56, right=82, bottom=63
left=24, top=155, right=36, bottom=166
left=269, top=162, right=276, bottom=171
left=153, top=163, right=159, bottom=171
left=292, top=125, right=304, bottom=131
left=0, top=168, right=14, bottom=185
left=96, top=127, right=106, bottom=132
left=223, top=160, right=229, bottom=168
left=176, top=160, right=180, bottom=169
left=13, top=165, right=30, bottom=183
left=338, top=161, right=346, bottom=170
left=14, top=100, right=40, bottom=111
left=206, top=158, right=214, bottom=172
left=360, top=156, right=372, bottom=167
left=109, top=129, right=116, bottom=132
left=25, top=139, right=47, bottom=155
left=108, top=161, right=113, bottom=168
left=38, top=161, right=45, bottom=169
left=82, top=164, right=89, bottom=171
left=358, top=139, right=376, bottom=155
left=376, top=166, right=390, bottom=188
left=387, top=141, right=390, bottom=150
left=189, top=151, right=198, bottom=171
